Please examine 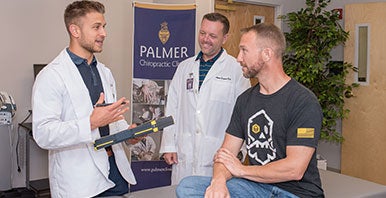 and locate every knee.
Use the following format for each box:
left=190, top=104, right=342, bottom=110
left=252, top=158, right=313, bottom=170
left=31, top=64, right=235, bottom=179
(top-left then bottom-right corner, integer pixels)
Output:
left=176, top=176, right=209, bottom=198
left=176, top=176, right=194, bottom=197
